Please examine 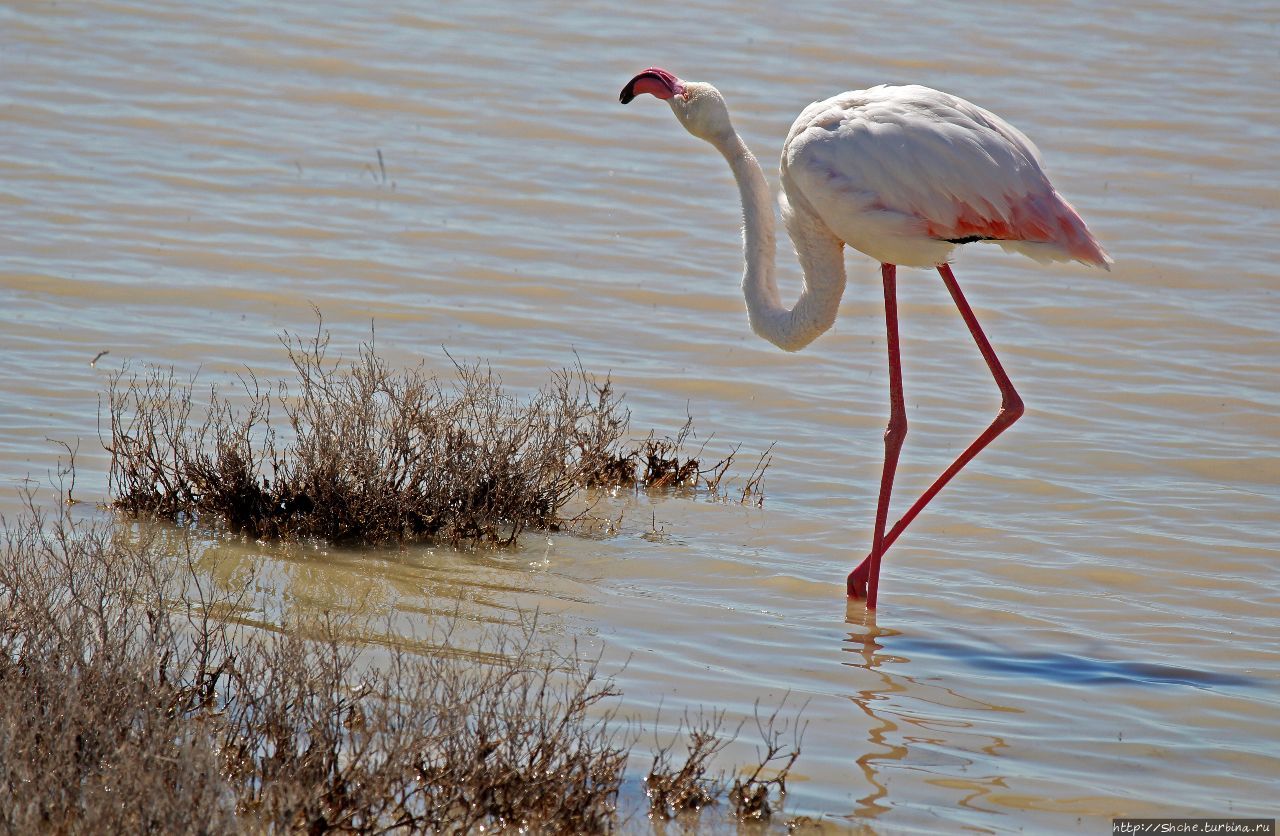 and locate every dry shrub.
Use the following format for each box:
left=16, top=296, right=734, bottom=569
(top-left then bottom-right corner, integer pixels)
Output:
left=1, top=478, right=804, bottom=834
left=104, top=324, right=767, bottom=546
left=728, top=702, right=806, bottom=823
left=645, top=710, right=732, bottom=820
left=222, top=619, right=629, bottom=834
left=628, top=418, right=773, bottom=503
left=0, top=481, right=626, bottom=833
left=645, top=702, right=805, bottom=827
left=635, top=420, right=702, bottom=490
left=105, top=324, right=631, bottom=546
left=0, top=481, right=236, bottom=833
